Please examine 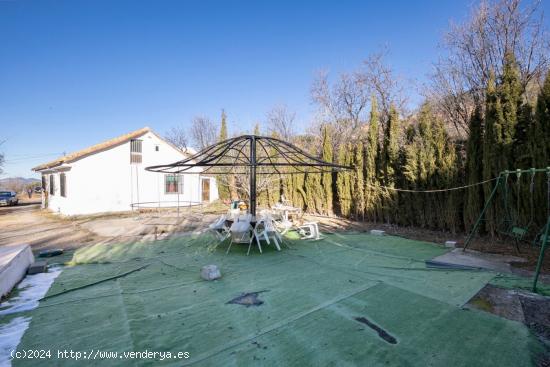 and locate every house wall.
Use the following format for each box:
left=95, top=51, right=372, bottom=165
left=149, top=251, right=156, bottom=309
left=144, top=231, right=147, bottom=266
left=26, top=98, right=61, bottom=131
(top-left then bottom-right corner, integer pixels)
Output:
left=42, top=132, right=218, bottom=215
